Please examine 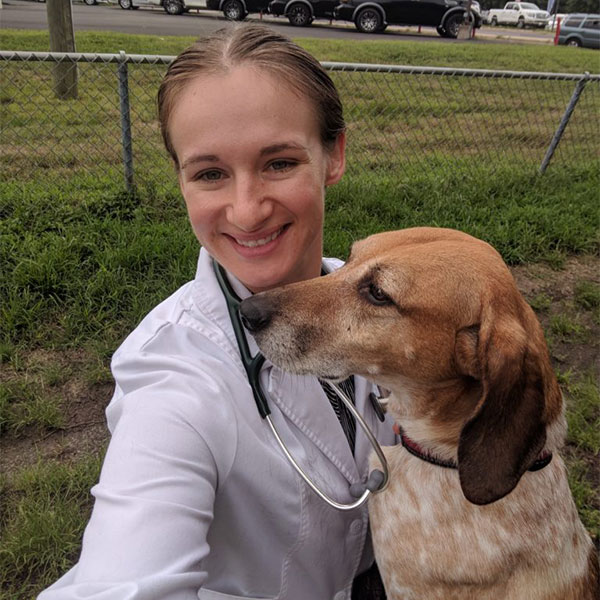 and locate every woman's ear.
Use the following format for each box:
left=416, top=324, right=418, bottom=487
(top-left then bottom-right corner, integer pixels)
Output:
left=325, top=132, right=346, bottom=186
